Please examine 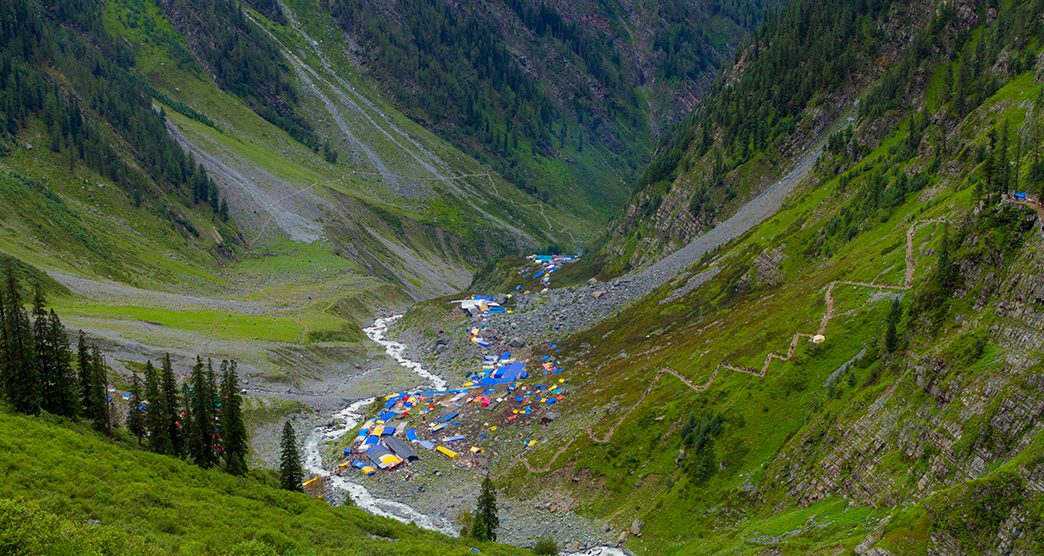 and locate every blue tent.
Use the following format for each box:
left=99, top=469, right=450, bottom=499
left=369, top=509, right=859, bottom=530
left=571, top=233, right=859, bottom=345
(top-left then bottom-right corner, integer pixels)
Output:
left=405, top=428, right=419, bottom=442
left=1014, top=192, right=1027, bottom=199
left=445, top=435, right=465, bottom=443
left=436, top=411, right=459, bottom=423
